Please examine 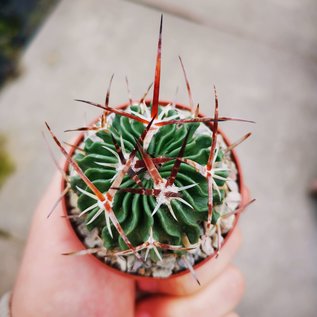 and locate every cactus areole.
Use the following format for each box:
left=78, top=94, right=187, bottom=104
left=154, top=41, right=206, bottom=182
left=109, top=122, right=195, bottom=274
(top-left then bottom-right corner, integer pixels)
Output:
left=47, top=15, right=253, bottom=282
